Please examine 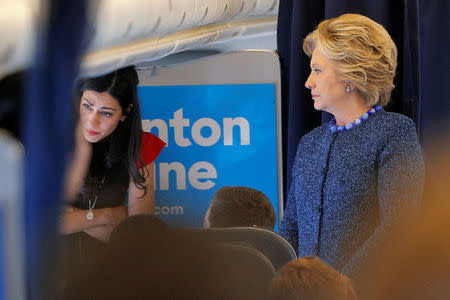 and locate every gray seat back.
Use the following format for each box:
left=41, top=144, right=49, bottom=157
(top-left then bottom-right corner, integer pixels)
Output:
left=186, top=226, right=297, bottom=271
